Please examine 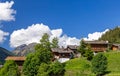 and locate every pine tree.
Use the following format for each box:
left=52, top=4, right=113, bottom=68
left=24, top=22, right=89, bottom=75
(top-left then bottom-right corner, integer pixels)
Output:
left=77, top=39, right=86, bottom=57
left=51, top=37, right=59, bottom=48
left=91, top=53, right=107, bottom=76
left=23, top=33, right=53, bottom=76
left=84, top=45, right=93, bottom=60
